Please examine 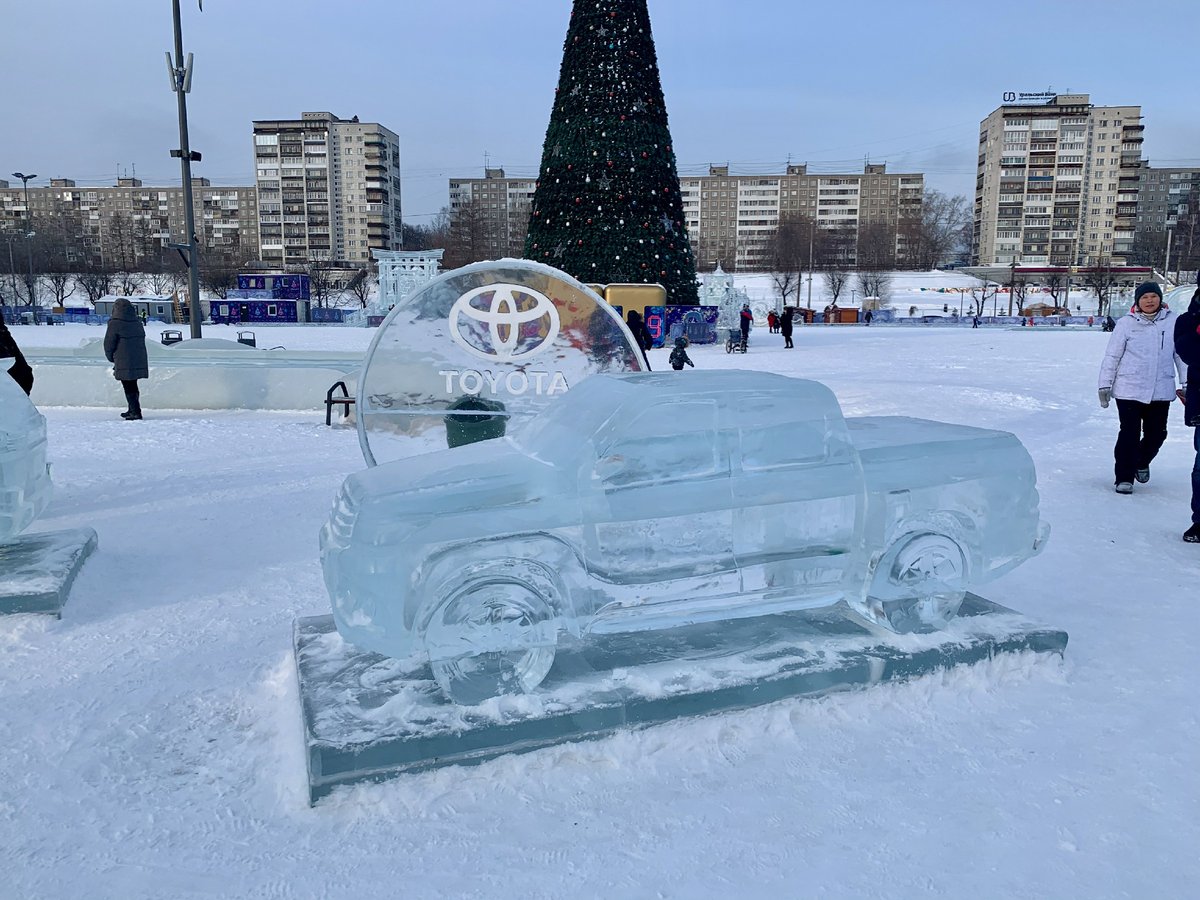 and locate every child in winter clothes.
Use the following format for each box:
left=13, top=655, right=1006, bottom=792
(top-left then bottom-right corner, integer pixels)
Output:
left=1097, top=282, right=1186, bottom=494
left=669, top=337, right=694, bottom=371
